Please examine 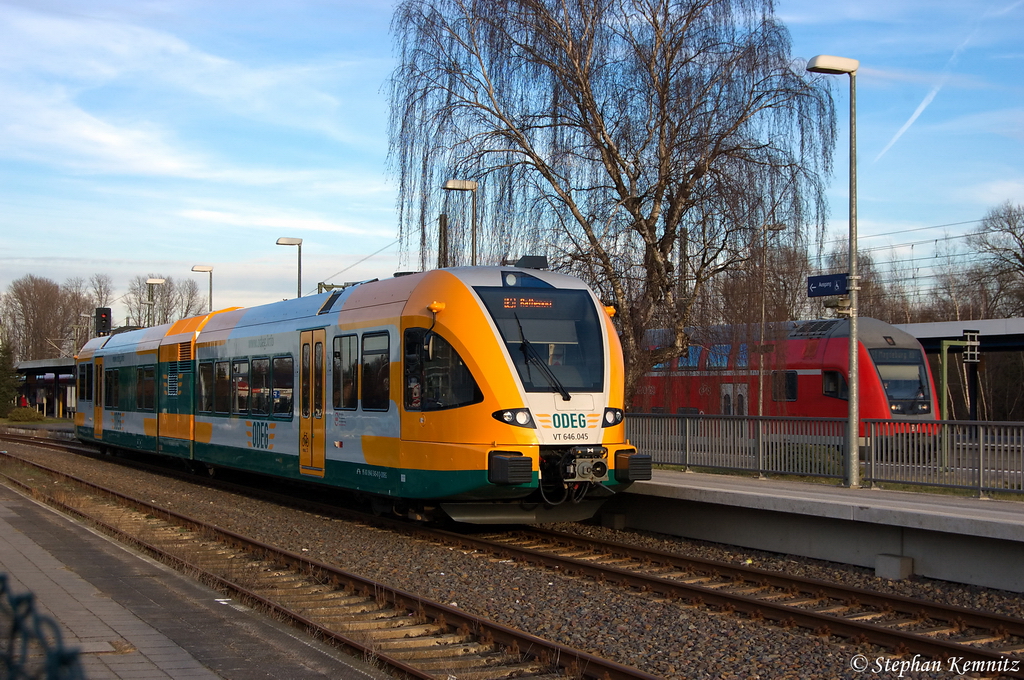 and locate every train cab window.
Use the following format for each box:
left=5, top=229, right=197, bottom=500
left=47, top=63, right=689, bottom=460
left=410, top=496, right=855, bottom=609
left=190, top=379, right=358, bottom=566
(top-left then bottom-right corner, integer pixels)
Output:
left=707, top=344, right=731, bottom=369
left=232, top=361, right=249, bottom=414
left=332, top=335, right=358, bottom=410
left=678, top=346, right=702, bottom=369
left=474, top=286, right=604, bottom=393
left=771, top=370, right=797, bottom=402
left=250, top=359, right=271, bottom=416
left=214, top=361, right=231, bottom=413
left=272, top=357, right=294, bottom=416
left=136, top=366, right=155, bottom=411
left=361, top=333, right=390, bottom=411
left=404, top=328, right=483, bottom=411
left=104, top=369, right=119, bottom=409
left=198, top=363, right=214, bottom=413
left=823, top=370, right=848, bottom=400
